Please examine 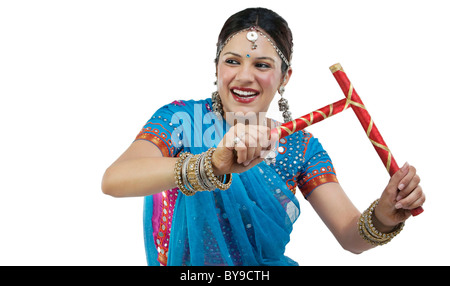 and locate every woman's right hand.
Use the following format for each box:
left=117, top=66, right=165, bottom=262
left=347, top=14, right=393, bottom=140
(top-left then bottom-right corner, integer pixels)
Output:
left=211, top=122, right=278, bottom=175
